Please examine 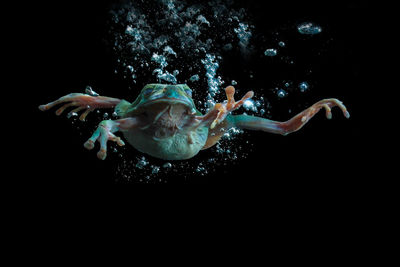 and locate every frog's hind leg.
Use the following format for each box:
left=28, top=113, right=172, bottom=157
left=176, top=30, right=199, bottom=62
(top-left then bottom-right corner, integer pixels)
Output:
left=229, top=98, right=350, bottom=135
left=39, top=93, right=124, bottom=121
left=202, top=98, right=349, bottom=150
